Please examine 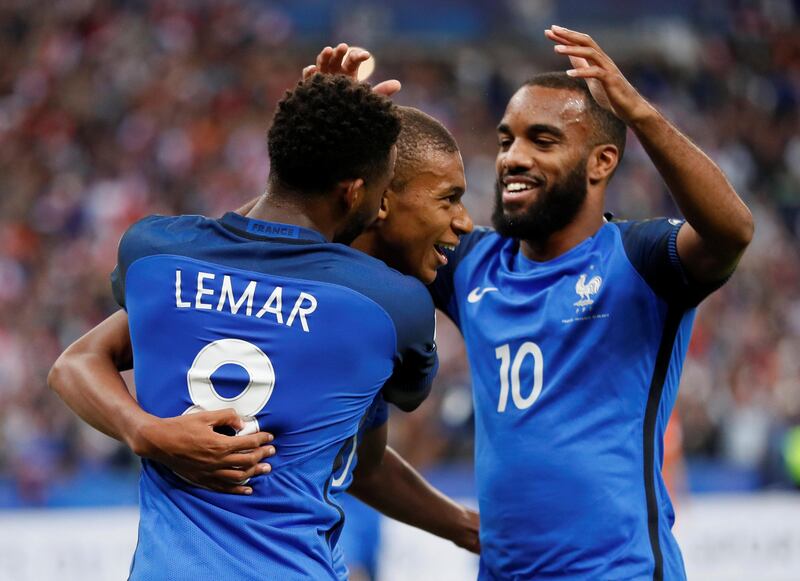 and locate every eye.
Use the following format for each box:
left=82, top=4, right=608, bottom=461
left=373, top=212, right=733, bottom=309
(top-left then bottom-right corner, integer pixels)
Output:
left=498, top=137, right=512, bottom=150
left=534, top=138, right=555, bottom=148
